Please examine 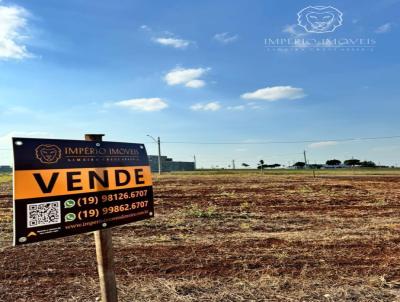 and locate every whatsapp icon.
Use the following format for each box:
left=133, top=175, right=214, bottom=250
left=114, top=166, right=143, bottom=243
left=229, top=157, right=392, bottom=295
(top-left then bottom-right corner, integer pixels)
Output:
left=64, top=199, right=76, bottom=208
left=65, top=213, right=76, bottom=222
